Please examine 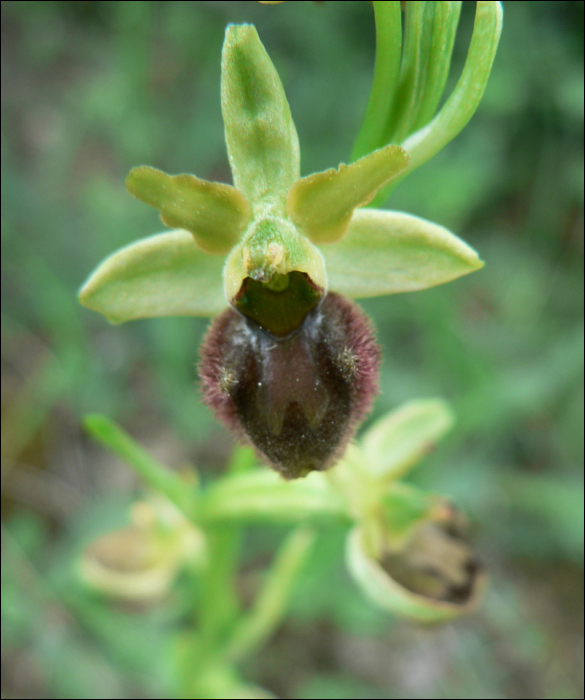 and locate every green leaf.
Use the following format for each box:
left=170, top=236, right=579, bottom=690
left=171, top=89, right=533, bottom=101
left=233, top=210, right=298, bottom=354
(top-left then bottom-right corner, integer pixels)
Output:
left=79, top=230, right=227, bottom=323
left=126, top=166, right=251, bottom=254
left=362, top=399, right=455, bottom=481
left=388, top=1, right=502, bottom=197
left=221, top=24, right=300, bottom=215
left=414, top=1, right=462, bottom=131
left=83, top=413, right=196, bottom=518
left=287, top=145, right=409, bottom=244
left=321, top=209, right=484, bottom=298
left=351, top=1, right=402, bottom=161
left=385, top=1, right=436, bottom=145
left=373, top=1, right=502, bottom=204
